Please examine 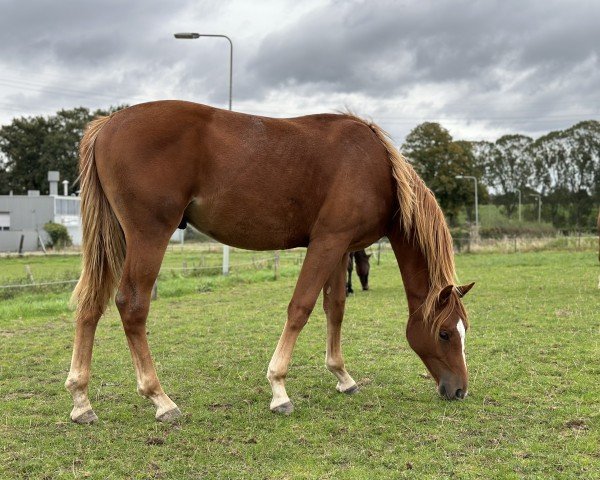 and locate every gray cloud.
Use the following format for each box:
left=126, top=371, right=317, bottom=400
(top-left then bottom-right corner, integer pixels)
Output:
left=248, top=0, right=600, bottom=95
left=0, top=0, right=598, bottom=141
